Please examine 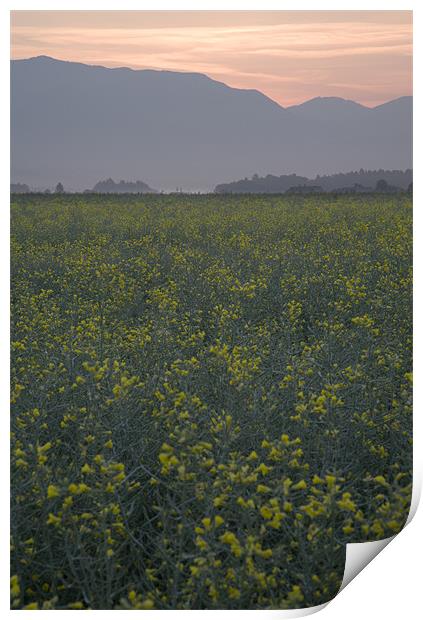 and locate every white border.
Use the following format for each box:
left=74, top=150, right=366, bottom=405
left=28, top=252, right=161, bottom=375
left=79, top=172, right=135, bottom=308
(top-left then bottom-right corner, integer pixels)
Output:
left=2, top=2, right=420, bottom=618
